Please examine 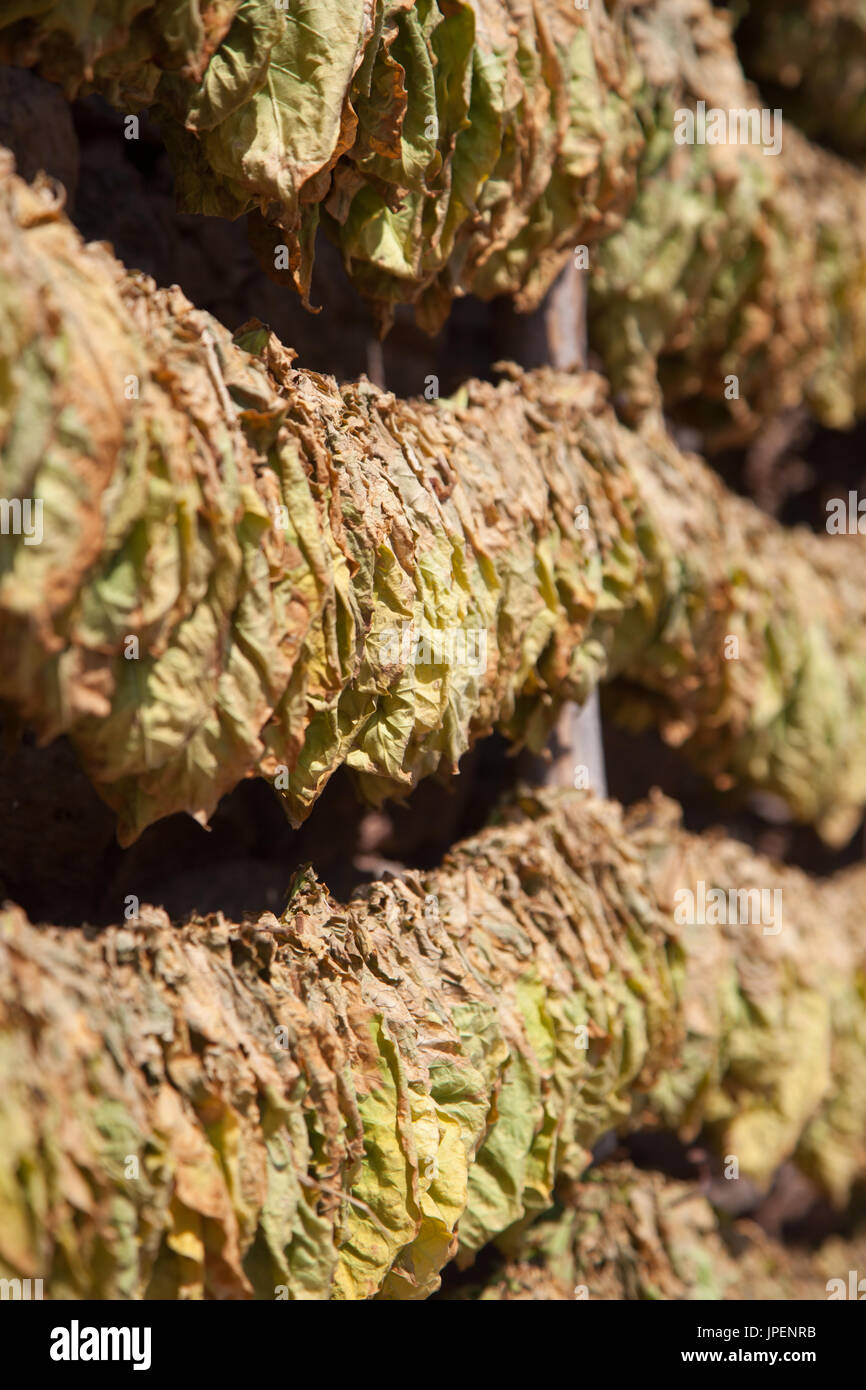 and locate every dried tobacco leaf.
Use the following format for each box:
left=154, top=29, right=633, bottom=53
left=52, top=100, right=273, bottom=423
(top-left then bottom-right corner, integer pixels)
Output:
left=588, top=0, right=866, bottom=447
left=0, top=0, right=644, bottom=327
left=0, top=0, right=243, bottom=107
left=1, top=789, right=865, bottom=1298
left=442, top=1163, right=866, bottom=1302
left=6, top=0, right=866, bottom=446
left=2, top=157, right=866, bottom=845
